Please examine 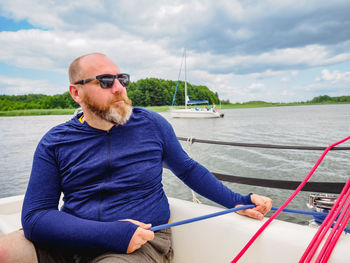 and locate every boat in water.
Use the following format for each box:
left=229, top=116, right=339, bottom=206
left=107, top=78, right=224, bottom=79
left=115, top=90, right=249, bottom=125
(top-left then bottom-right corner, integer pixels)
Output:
left=170, top=104, right=224, bottom=118
left=170, top=48, right=224, bottom=119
